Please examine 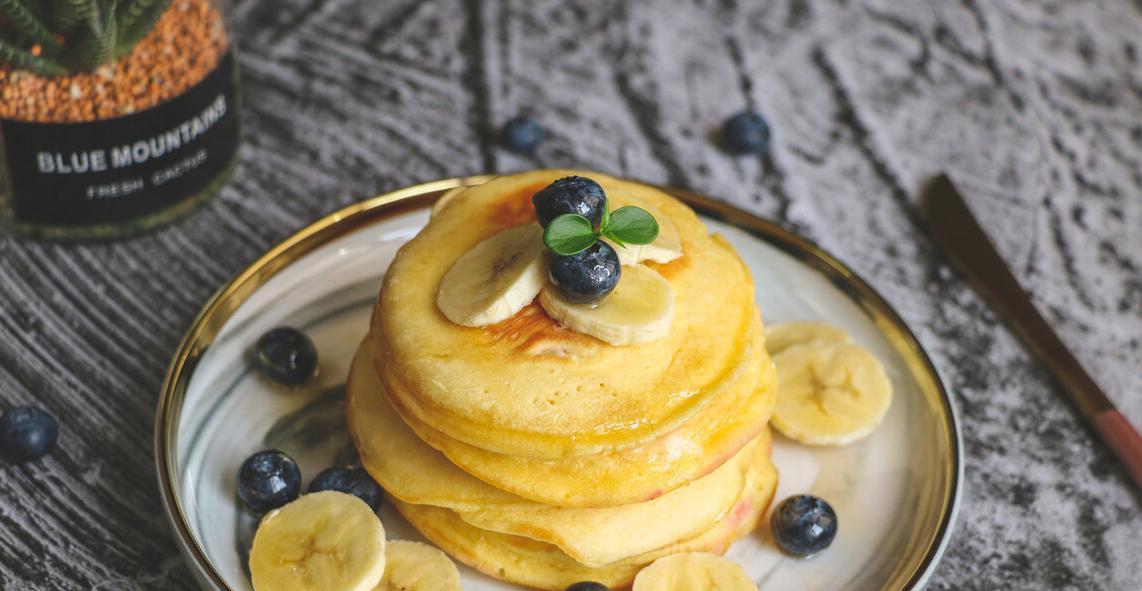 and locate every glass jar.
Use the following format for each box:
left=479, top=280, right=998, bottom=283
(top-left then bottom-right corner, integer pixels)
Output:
left=0, top=0, right=240, bottom=240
